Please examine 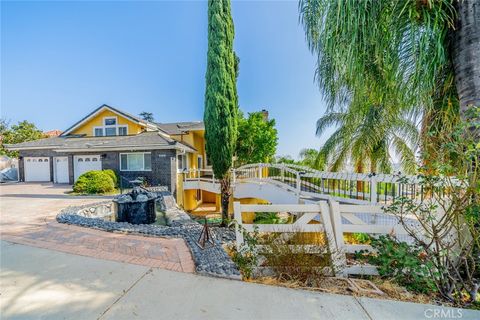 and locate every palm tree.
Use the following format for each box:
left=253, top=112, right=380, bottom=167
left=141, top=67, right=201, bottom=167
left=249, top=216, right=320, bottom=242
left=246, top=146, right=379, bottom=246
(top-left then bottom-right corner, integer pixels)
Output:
left=316, top=104, right=419, bottom=174
left=299, top=0, right=479, bottom=128
left=298, top=148, right=325, bottom=169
